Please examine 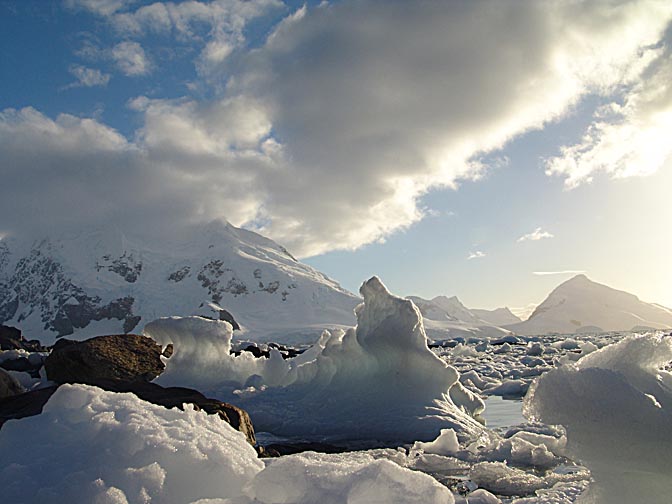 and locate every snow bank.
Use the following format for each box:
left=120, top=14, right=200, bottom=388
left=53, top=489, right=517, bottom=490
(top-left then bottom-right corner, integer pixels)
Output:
left=0, top=384, right=263, bottom=503
left=525, top=333, right=672, bottom=504
left=146, top=277, right=485, bottom=443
